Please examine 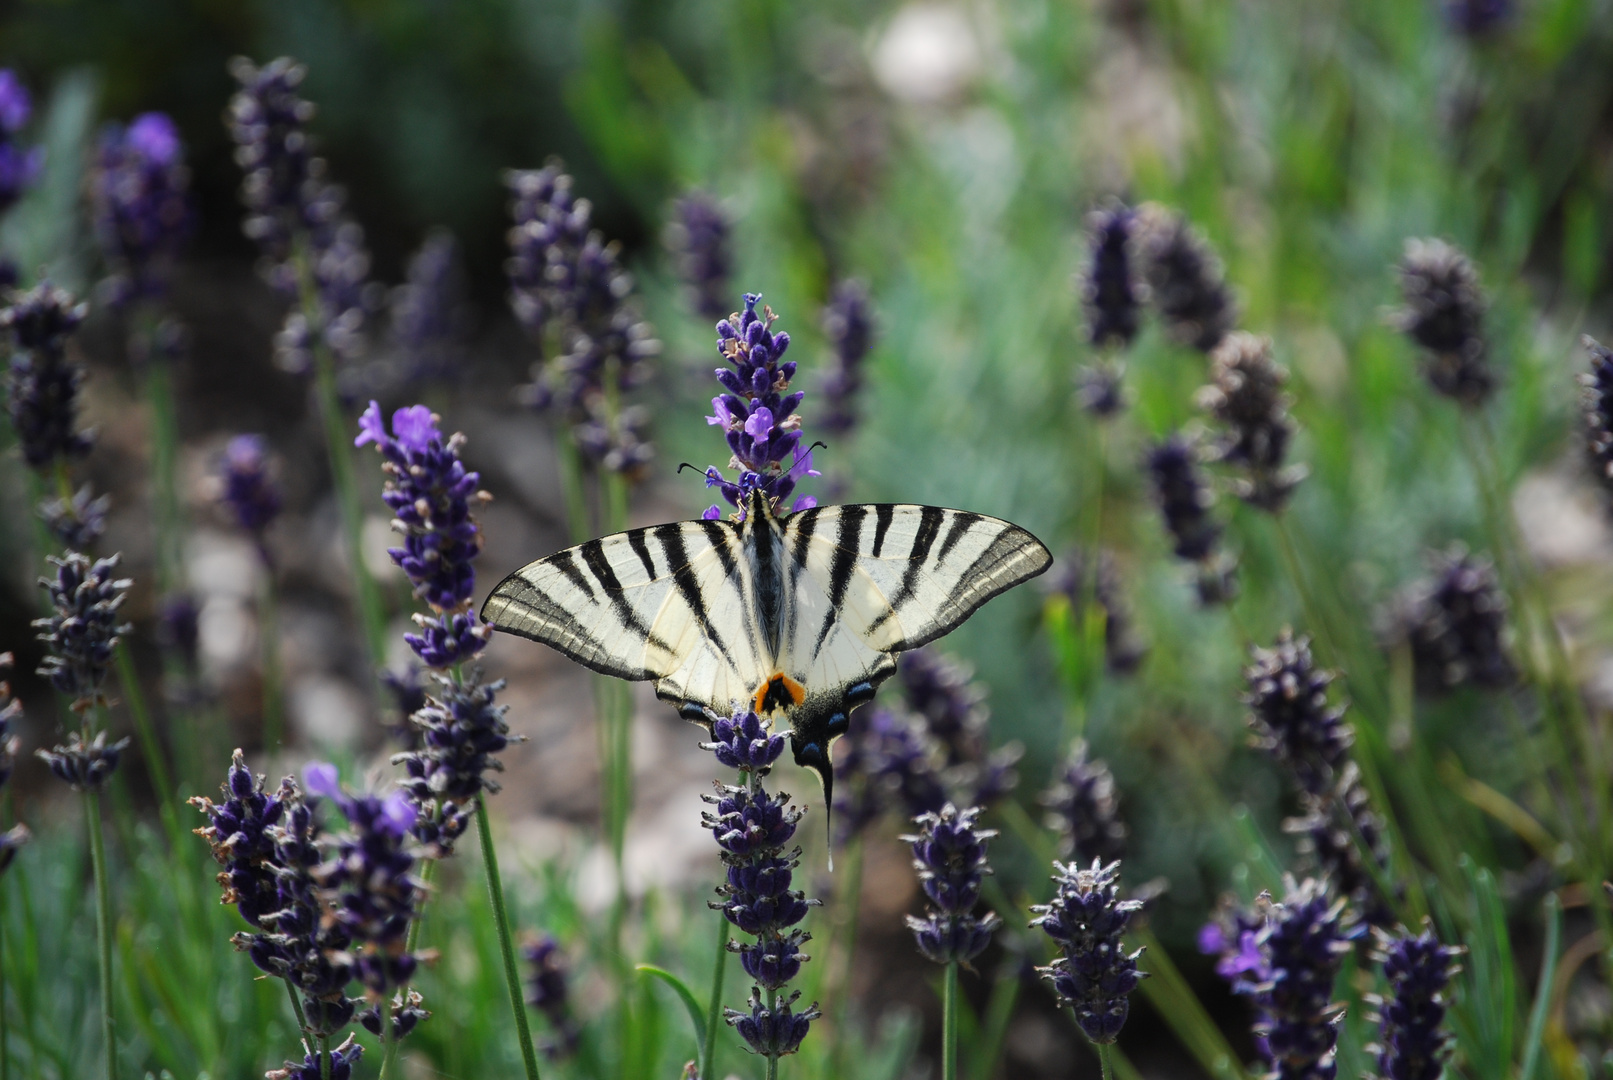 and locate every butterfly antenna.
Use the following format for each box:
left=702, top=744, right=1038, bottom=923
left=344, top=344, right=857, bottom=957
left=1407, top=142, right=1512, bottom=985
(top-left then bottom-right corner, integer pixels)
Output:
left=675, top=462, right=704, bottom=476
